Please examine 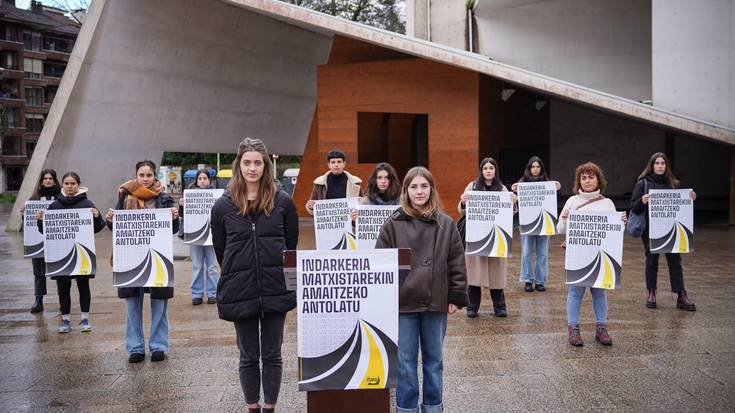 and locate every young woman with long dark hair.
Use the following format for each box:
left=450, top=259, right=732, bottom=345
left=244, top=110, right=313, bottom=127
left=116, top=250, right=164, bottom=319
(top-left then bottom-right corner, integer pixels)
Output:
left=211, top=138, right=298, bottom=413
left=631, top=152, right=697, bottom=310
